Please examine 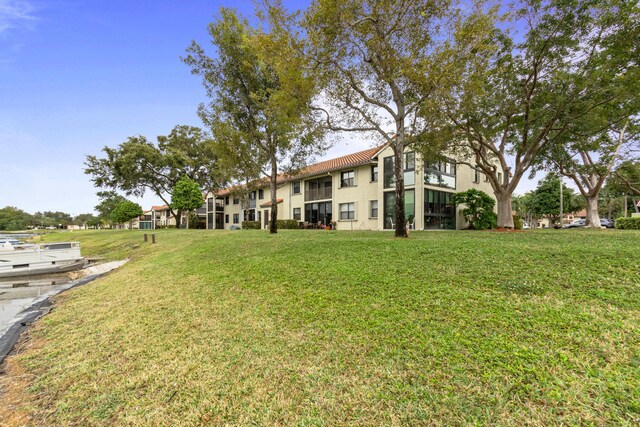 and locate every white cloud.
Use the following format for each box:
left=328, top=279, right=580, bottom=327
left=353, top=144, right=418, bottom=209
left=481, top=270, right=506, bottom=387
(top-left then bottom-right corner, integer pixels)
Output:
left=0, top=0, right=36, bottom=33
